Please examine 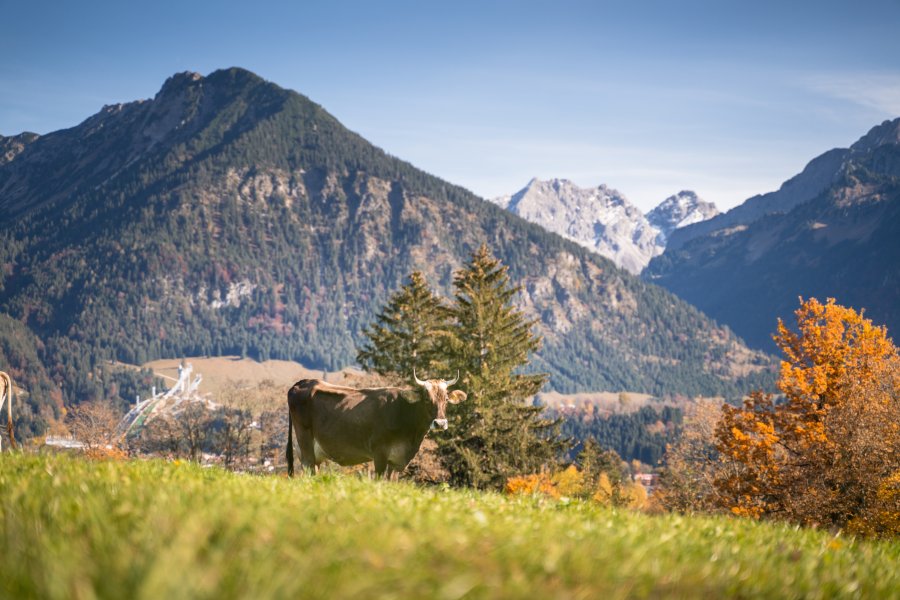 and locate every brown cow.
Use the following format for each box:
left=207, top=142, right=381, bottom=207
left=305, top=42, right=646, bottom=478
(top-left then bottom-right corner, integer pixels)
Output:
left=286, top=372, right=466, bottom=478
left=0, top=371, right=15, bottom=451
